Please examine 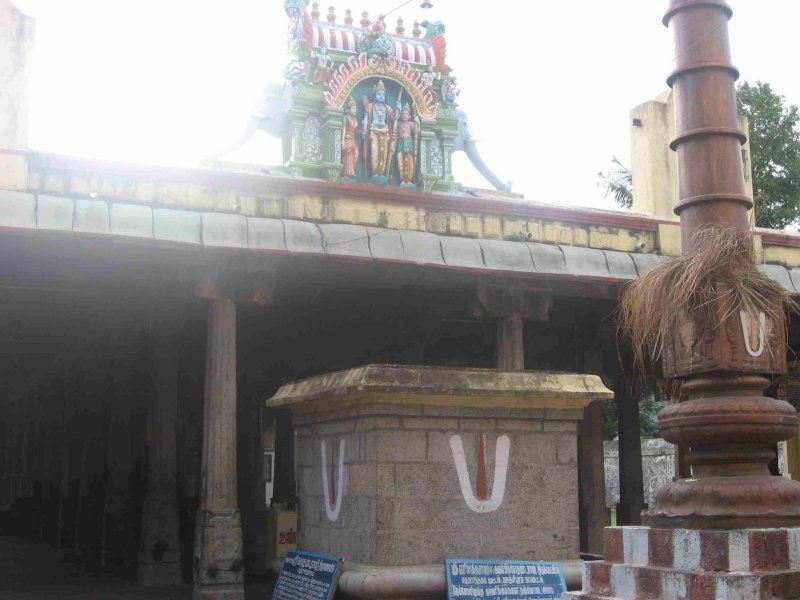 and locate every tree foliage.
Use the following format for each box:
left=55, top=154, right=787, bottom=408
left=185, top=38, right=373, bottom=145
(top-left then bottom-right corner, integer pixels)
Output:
left=736, top=81, right=800, bottom=229
left=598, top=156, right=633, bottom=210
